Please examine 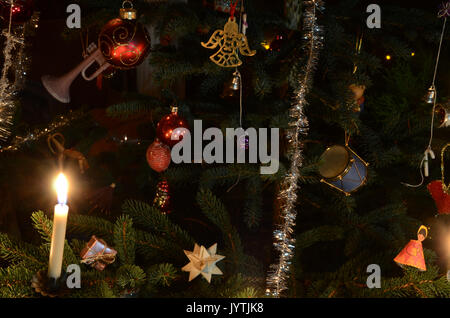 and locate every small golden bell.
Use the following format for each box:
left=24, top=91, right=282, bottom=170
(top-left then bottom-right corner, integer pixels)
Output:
left=425, top=85, right=436, bottom=104
left=120, top=1, right=137, bottom=20
left=230, top=70, right=241, bottom=91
